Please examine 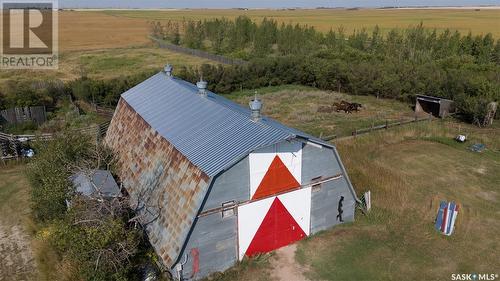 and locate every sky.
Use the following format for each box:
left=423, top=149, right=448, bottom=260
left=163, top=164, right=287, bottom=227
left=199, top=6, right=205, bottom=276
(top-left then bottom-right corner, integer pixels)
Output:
left=60, top=0, right=500, bottom=9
